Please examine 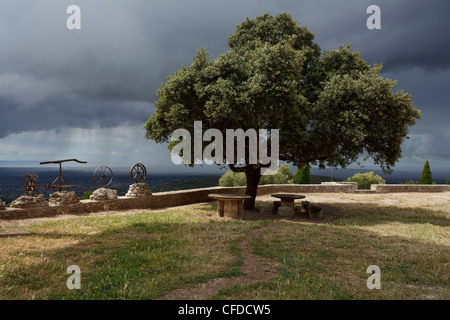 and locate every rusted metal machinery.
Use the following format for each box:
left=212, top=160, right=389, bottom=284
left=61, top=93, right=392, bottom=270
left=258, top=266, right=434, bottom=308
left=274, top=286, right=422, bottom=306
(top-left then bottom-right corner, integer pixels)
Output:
left=22, top=159, right=88, bottom=195
left=22, top=160, right=147, bottom=196
left=22, top=174, right=40, bottom=196
left=130, top=163, right=146, bottom=183
left=93, top=165, right=114, bottom=188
